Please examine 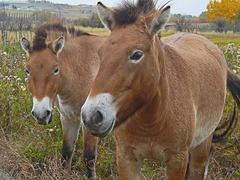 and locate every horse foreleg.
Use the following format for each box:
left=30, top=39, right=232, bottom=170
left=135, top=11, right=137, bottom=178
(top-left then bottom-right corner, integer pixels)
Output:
left=165, top=149, right=189, bottom=180
left=116, top=146, right=142, bottom=180
left=185, top=134, right=213, bottom=180
left=61, top=115, right=81, bottom=172
left=83, top=126, right=98, bottom=179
